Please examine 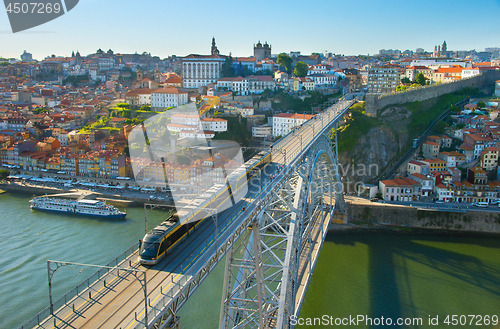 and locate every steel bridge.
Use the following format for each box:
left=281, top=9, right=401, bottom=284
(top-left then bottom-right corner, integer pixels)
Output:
left=22, top=98, right=355, bottom=329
